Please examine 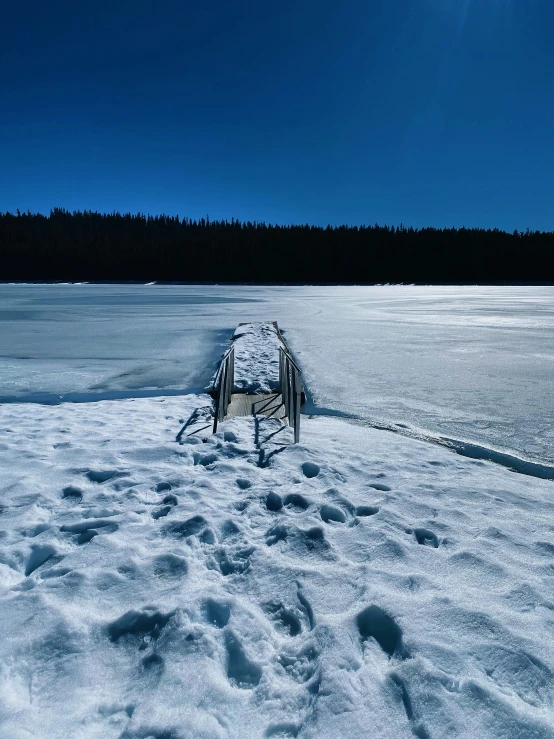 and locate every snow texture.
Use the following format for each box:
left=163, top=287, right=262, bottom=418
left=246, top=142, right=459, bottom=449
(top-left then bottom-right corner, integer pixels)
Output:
left=230, top=322, right=283, bottom=393
left=1, top=396, right=554, bottom=738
